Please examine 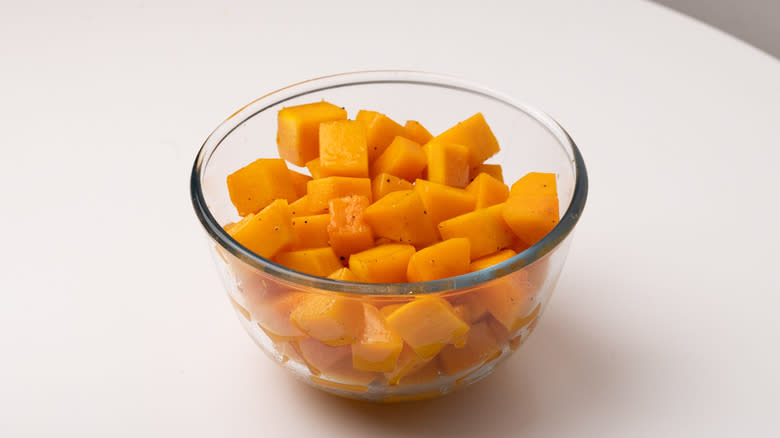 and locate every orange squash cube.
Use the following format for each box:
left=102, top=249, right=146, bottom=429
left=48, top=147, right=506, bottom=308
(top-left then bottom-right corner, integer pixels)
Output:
left=355, top=110, right=407, bottom=161
left=372, top=173, right=414, bottom=201
left=327, top=267, right=360, bottom=282
left=295, top=338, right=352, bottom=375
left=289, top=195, right=327, bottom=217
left=290, top=214, right=330, bottom=250
left=305, top=157, right=324, bottom=179
left=277, top=101, right=347, bottom=166
left=406, top=238, right=471, bottom=282
left=469, top=249, right=517, bottom=272
left=423, top=142, right=470, bottom=188
left=465, top=173, right=510, bottom=209
left=226, top=158, right=298, bottom=216
left=288, top=169, right=312, bottom=198
left=398, top=357, right=441, bottom=386
left=449, top=292, right=489, bottom=324
left=364, top=190, right=438, bottom=247
left=290, top=293, right=364, bottom=346
left=307, top=176, right=372, bottom=211
left=351, top=304, right=404, bottom=372
left=327, top=195, right=374, bottom=257
left=509, top=172, right=557, bottom=198
left=403, top=120, right=434, bottom=145
left=476, top=274, right=537, bottom=331
left=414, top=179, right=476, bottom=228
left=274, top=247, right=343, bottom=277
left=378, top=303, right=404, bottom=319
left=433, top=113, right=500, bottom=167
left=252, top=291, right=308, bottom=341
left=438, top=203, right=515, bottom=259
left=503, top=195, right=559, bottom=247
left=384, top=297, right=469, bottom=359
left=349, top=244, right=415, bottom=283
left=228, top=199, right=297, bottom=259
left=370, top=136, right=427, bottom=182
left=384, top=344, right=433, bottom=385
left=470, top=163, right=504, bottom=183
left=319, top=120, right=369, bottom=178
left=438, top=320, right=501, bottom=376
